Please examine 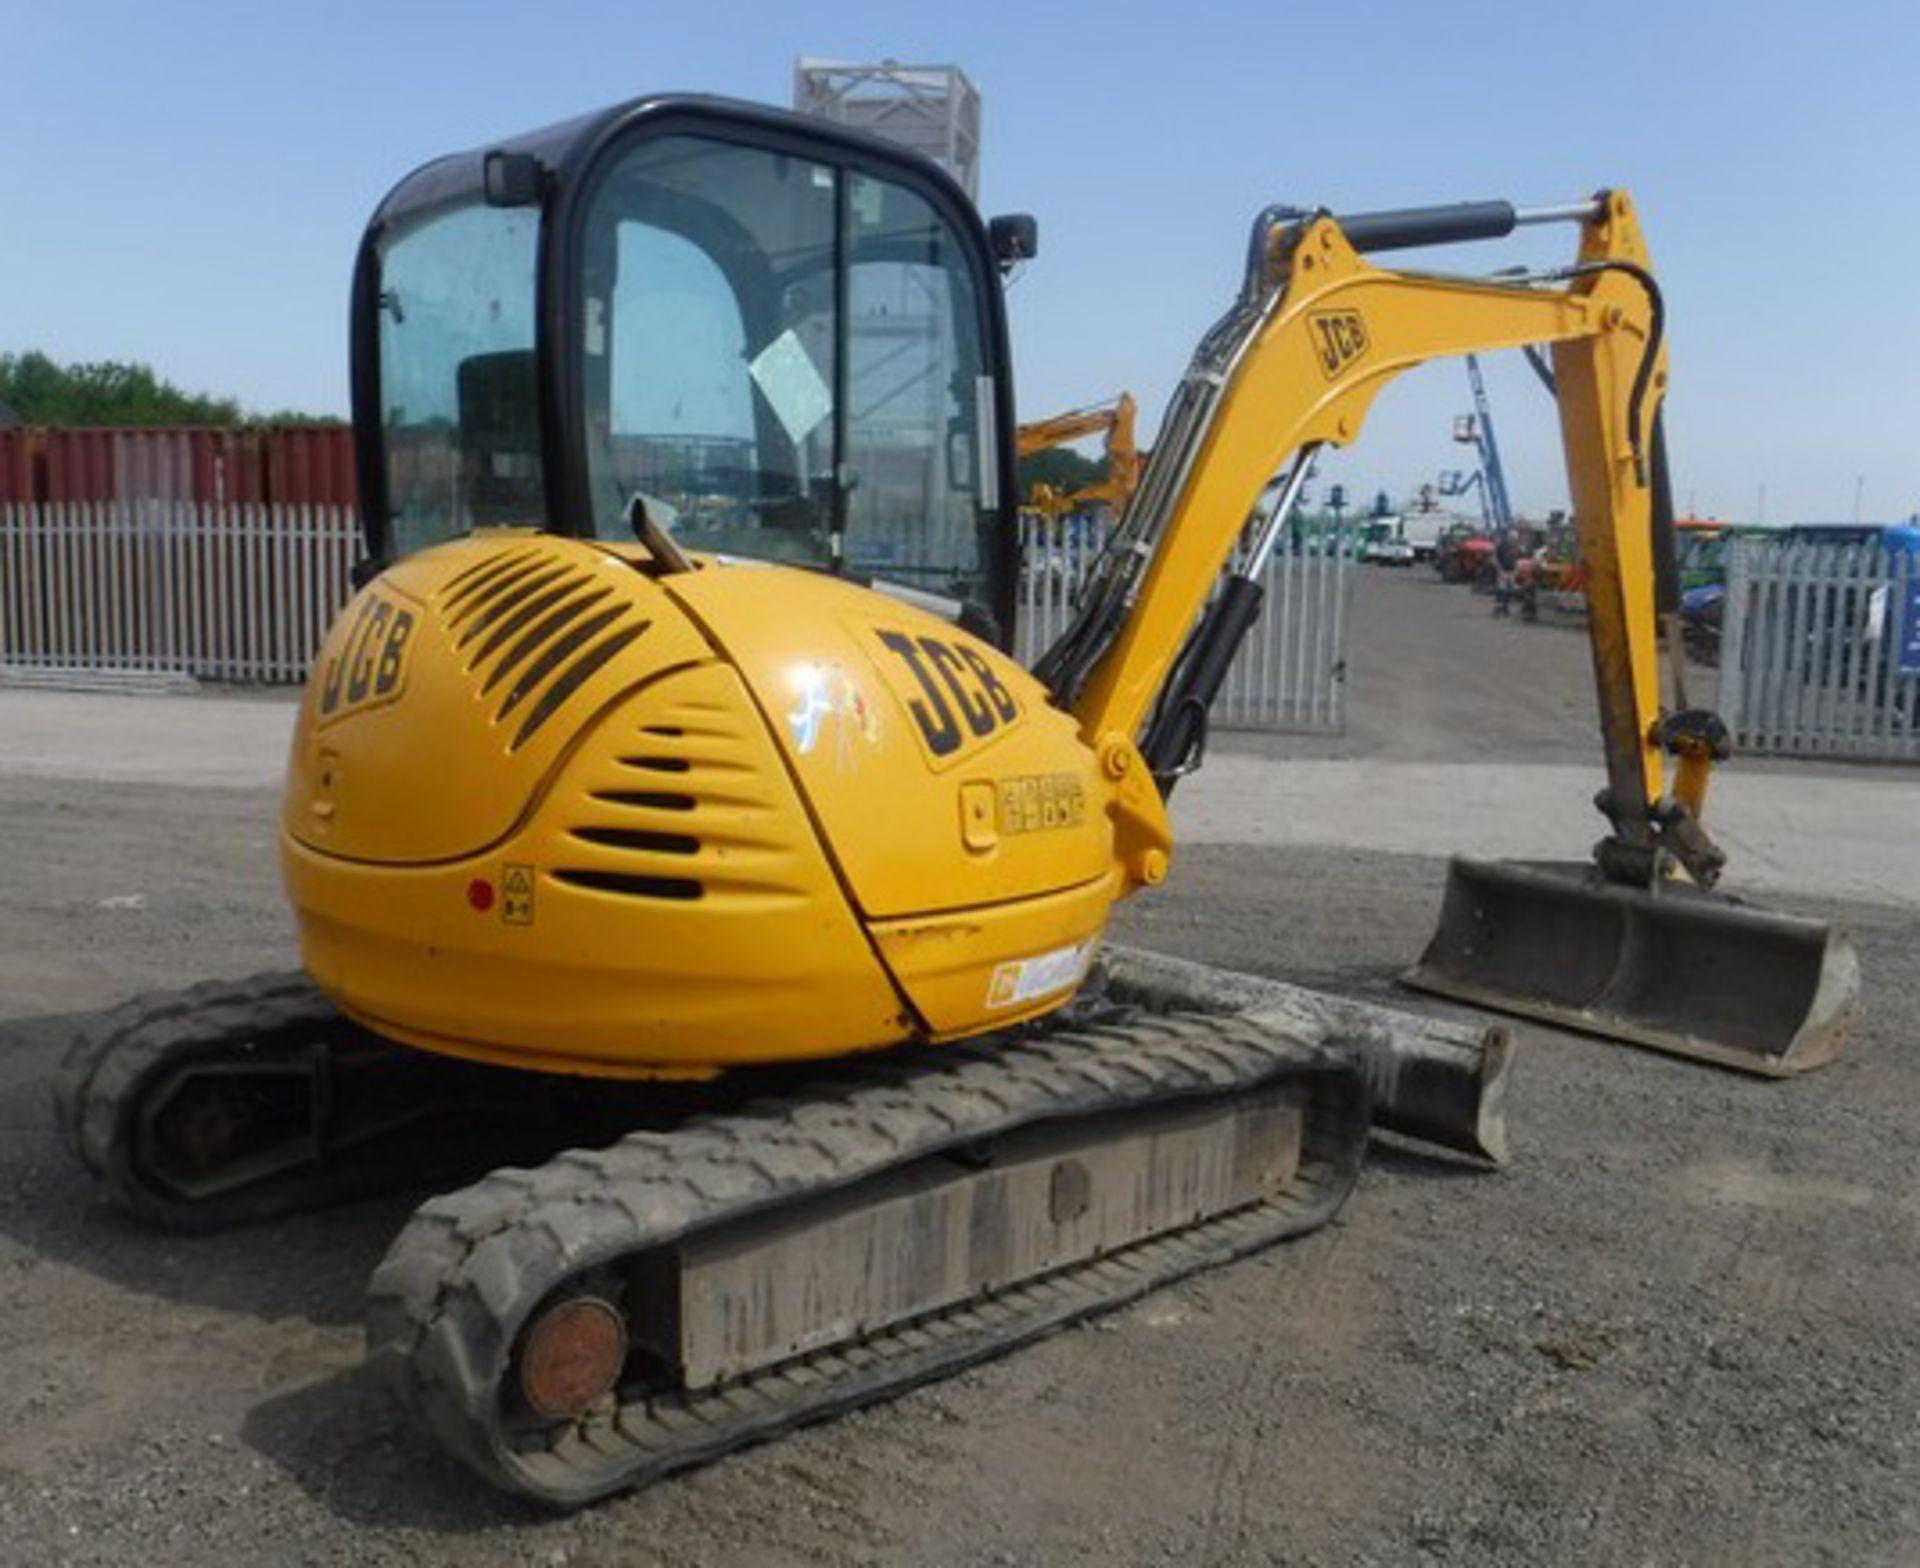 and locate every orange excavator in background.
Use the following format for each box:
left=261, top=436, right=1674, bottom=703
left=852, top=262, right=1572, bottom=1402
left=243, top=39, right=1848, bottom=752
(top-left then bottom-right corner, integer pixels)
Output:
left=1016, top=392, right=1142, bottom=517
